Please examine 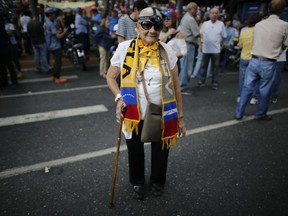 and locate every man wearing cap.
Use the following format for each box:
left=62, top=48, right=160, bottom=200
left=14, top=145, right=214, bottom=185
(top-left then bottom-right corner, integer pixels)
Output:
left=44, top=7, right=68, bottom=83
left=179, top=2, right=201, bottom=95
